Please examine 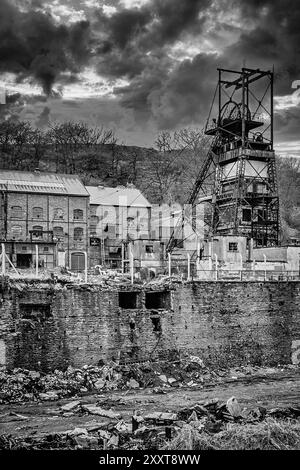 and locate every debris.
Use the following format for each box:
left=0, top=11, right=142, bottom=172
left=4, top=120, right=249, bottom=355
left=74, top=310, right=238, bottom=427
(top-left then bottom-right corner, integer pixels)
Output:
left=81, top=404, right=122, bottom=420
left=168, top=377, right=177, bottom=385
left=126, top=378, right=140, bottom=389
left=226, top=397, right=242, bottom=418
left=144, top=412, right=178, bottom=422
left=66, top=427, right=88, bottom=437
left=159, top=375, right=168, bottom=383
left=39, top=391, right=59, bottom=401
left=94, top=379, right=105, bottom=390
left=60, top=400, right=81, bottom=412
